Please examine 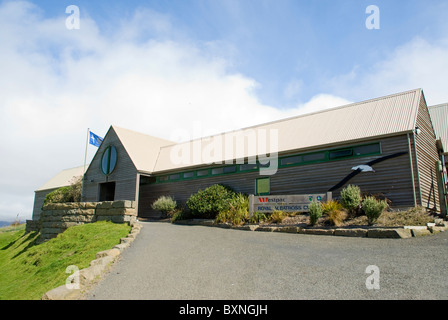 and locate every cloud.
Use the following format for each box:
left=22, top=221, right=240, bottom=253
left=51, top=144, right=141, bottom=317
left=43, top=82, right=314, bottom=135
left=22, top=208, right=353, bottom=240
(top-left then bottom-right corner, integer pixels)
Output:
left=0, top=1, right=352, bottom=221
left=327, top=36, right=448, bottom=106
